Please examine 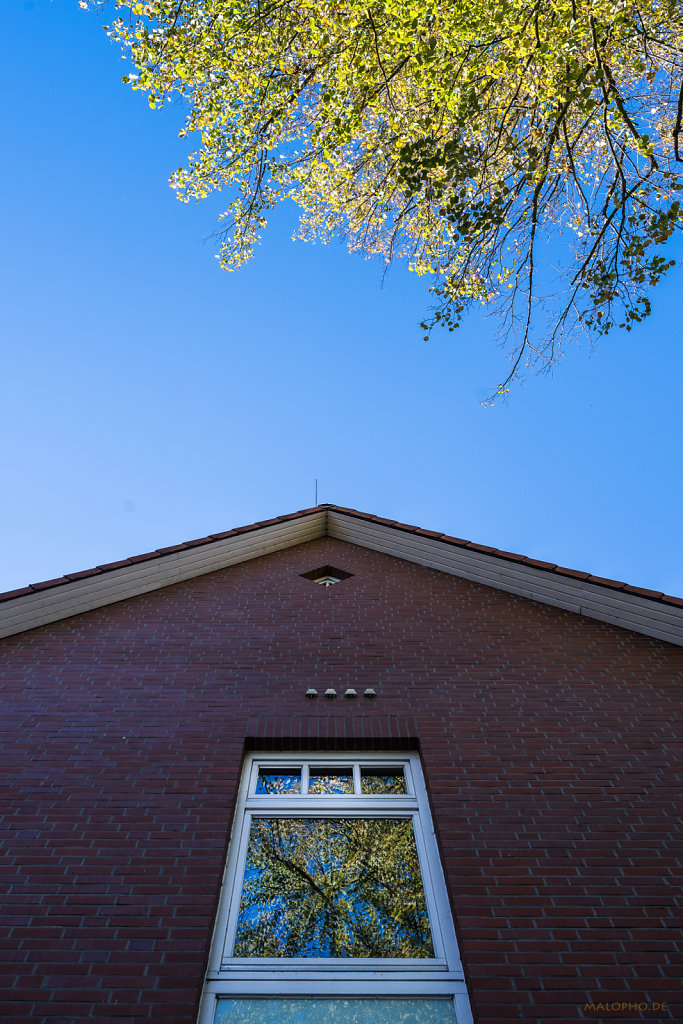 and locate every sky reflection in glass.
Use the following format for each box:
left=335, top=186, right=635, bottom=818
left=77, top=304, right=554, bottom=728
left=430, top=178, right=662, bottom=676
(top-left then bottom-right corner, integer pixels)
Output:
left=256, top=768, right=302, bottom=795
left=214, top=997, right=457, bottom=1023
left=233, top=818, right=433, bottom=958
